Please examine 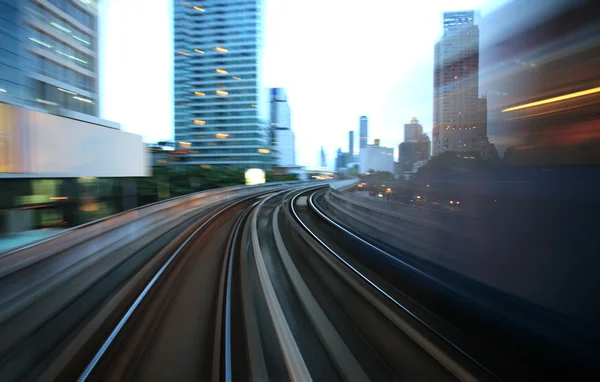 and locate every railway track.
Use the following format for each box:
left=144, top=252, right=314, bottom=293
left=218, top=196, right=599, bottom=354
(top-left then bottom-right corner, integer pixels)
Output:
left=4, top=182, right=588, bottom=381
